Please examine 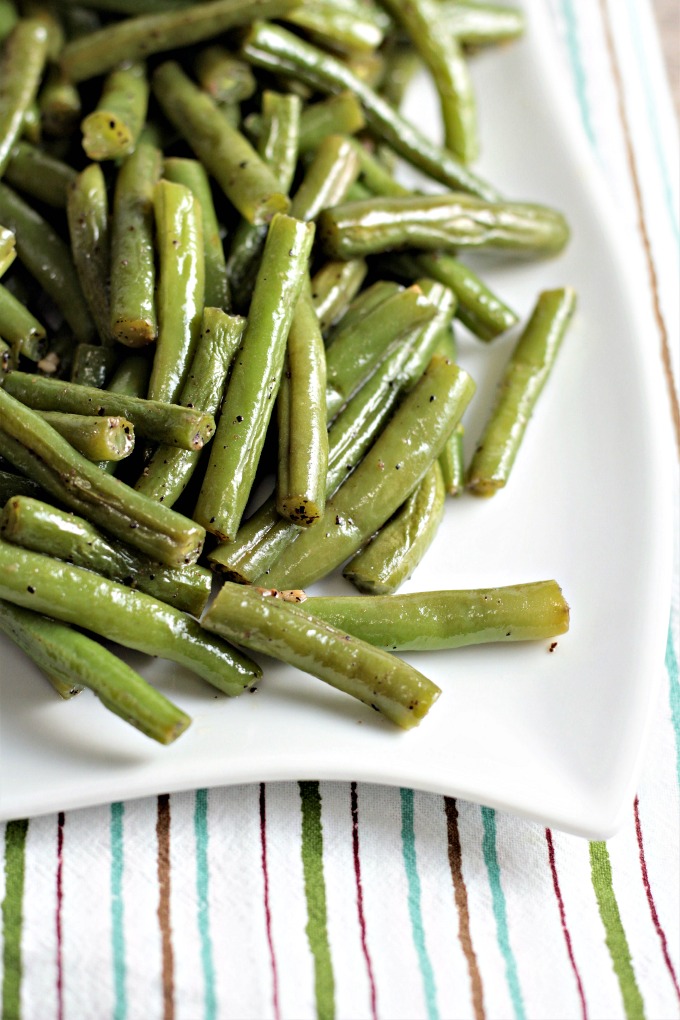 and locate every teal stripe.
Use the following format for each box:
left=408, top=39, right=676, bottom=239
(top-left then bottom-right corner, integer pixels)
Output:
left=481, top=807, right=525, bottom=1020
left=666, top=614, right=680, bottom=786
left=195, top=789, right=216, bottom=1020
left=560, top=0, right=597, bottom=148
left=399, top=788, right=439, bottom=1020
left=622, top=0, right=680, bottom=245
left=110, top=802, right=126, bottom=1020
